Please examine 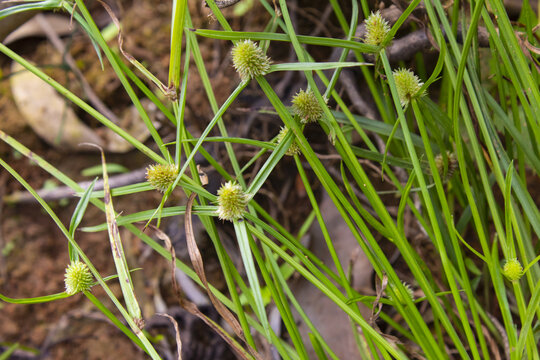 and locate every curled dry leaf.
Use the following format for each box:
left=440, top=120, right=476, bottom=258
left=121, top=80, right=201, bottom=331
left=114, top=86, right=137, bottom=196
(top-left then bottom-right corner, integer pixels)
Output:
left=370, top=274, right=389, bottom=326
left=516, top=31, right=540, bottom=74
left=10, top=61, right=154, bottom=152
left=150, top=223, right=258, bottom=360
left=156, top=313, right=183, bottom=360
left=184, top=194, right=263, bottom=360
left=10, top=61, right=105, bottom=150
